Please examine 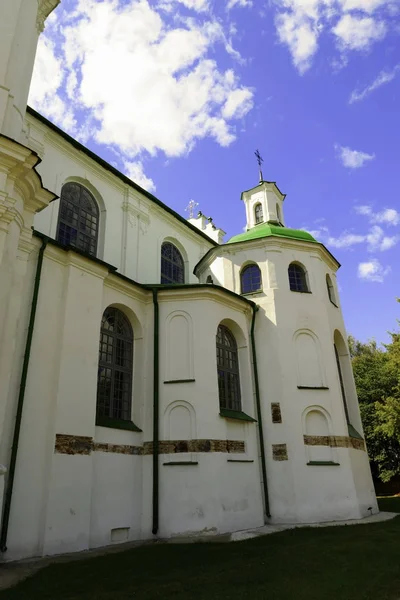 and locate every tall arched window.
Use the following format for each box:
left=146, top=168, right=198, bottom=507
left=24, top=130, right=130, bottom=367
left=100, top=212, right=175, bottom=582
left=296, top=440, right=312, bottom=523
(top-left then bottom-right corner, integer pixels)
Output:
left=288, top=263, right=309, bottom=292
left=216, top=325, right=241, bottom=411
left=241, top=264, right=262, bottom=294
left=97, top=307, right=133, bottom=421
left=326, top=274, right=337, bottom=305
left=254, top=203, right=263, bottom=224
left=57, top=182, right=99, bottom=256
left=161, top=242, right=185, bottom=284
